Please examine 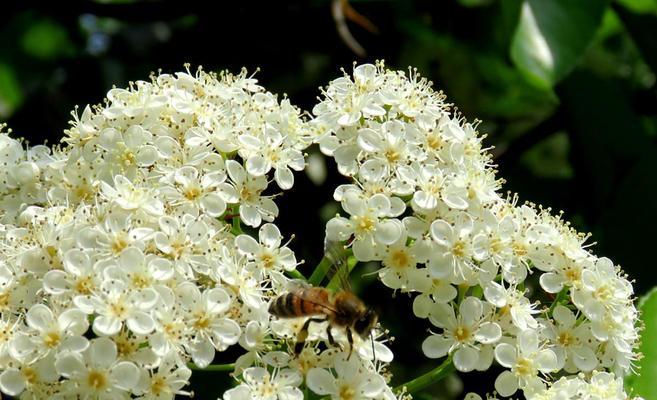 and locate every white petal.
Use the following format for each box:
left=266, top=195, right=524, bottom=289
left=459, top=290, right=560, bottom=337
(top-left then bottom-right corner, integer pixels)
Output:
left=246, top=155, right=269, bottom=177
left=306, top=368, right=336, bottom=396
left=90, top=337, right=118, bottom=369
left=0, top=369, right=25, bottom=396
left=326, top=217, right=352, bottom=241
left=191, top=339, right=215, bottom=369
left=552, top=305, right=576, bottom=328
left=59, top=308, right=89, bottom=335
left=223, top=385, right=251, bottom=400
left=110, top=361, right=140, bottom=390
left=127, top=311, right=155, bottom=335
left=55, top=352, right=86, bottom=379
left=494, top=370, right=518, bottom=397
left=260, top=223, right=282, bottom=249
left=374, top=219, right=402, bottom=245
left=454, top=346, right=479, bottom=372
left=475, top=322, right=502, bottom=344
left=274, top=167, right=295, bottom=190
left=422, top=335, right=451, bottom=359
left=357, top=372, right=385, bottom=397
left=26, top=304, right=55, bottom=332
left=240, top=204, right=261, bottom=227
left=535, top=349, right=558, bottom=373
left=571, top=346, right=598, bottom=372
left=494, top=343, right=517, bottom=368
left=201, top=193, right=227, bottom=217
left=430, top=220, right=454, bottom=247
left=539, top=273, right=564, bottom=294
left=357, top=128, right=384, bottom=152
left=93, top=315, right=122, bottom=336
left=235, top=235, right=260, bottom=257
